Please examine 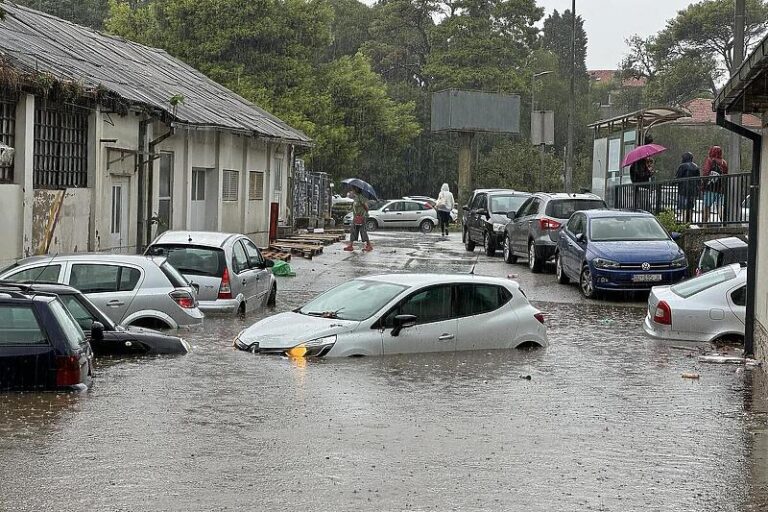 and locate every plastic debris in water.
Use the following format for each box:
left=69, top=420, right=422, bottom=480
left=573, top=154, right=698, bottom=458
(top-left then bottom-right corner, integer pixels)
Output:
left=681, top=372, right=700, bottom=379
left=519, top=375, right=532, bottom=380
